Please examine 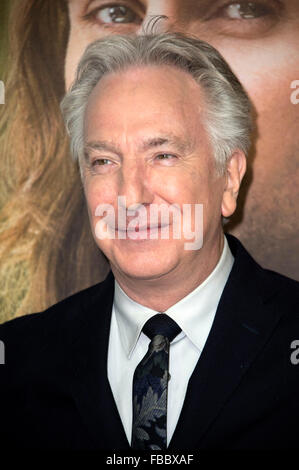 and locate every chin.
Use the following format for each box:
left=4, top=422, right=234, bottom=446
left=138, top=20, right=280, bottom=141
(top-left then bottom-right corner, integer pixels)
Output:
left=112, top=254, right=177, bottom=281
